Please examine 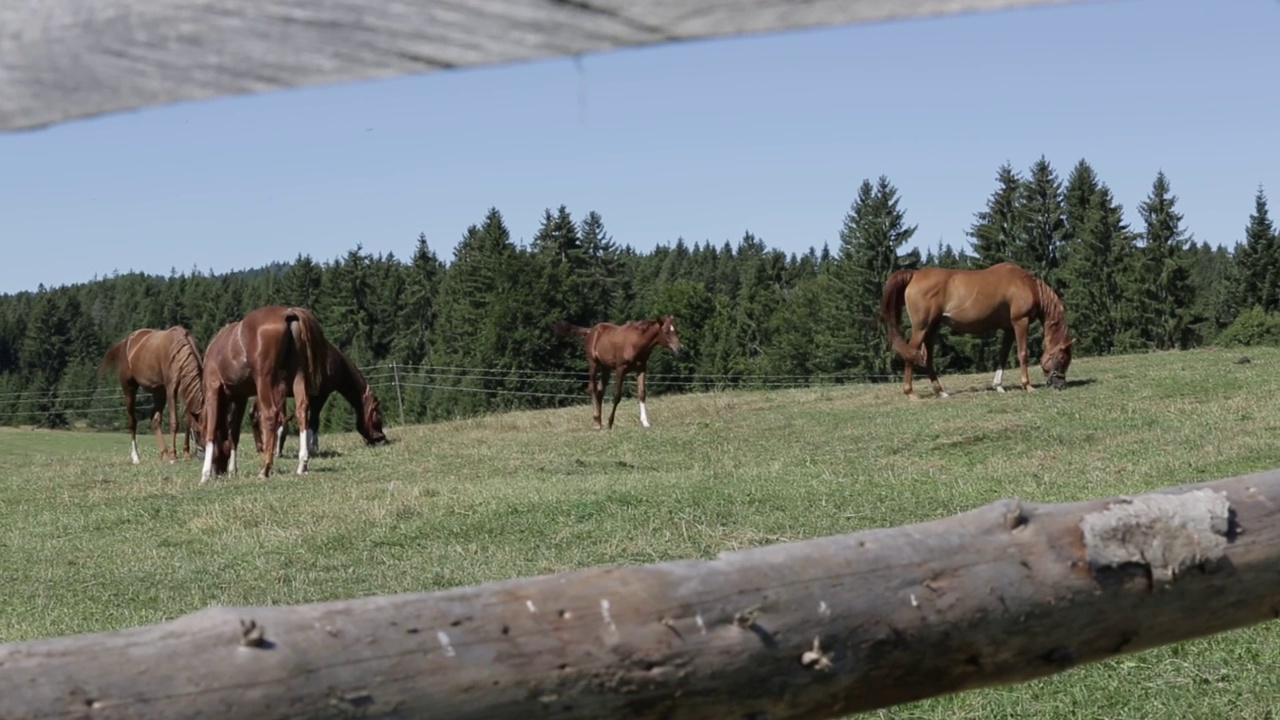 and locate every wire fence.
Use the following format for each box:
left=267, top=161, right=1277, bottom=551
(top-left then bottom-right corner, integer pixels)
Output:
left=0, top=363, right=903, bottom=427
